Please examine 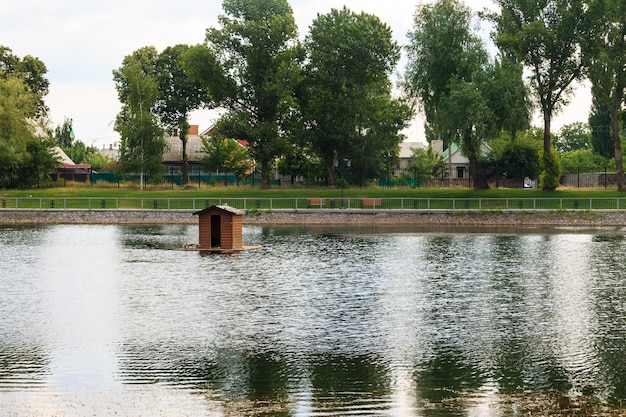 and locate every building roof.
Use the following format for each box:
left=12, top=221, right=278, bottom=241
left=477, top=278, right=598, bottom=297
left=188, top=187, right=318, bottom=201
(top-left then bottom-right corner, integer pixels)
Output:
left=441, top=142, right=491, bottom=164
left=399, top=141, right=426, bottom=159
left=193, top=205, right=245, bottom=216
left=163, top=134, right=208, bottom=162
left=163, top=125, right=249, bottom=163
left=51, top=147, right=74, bottom=165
